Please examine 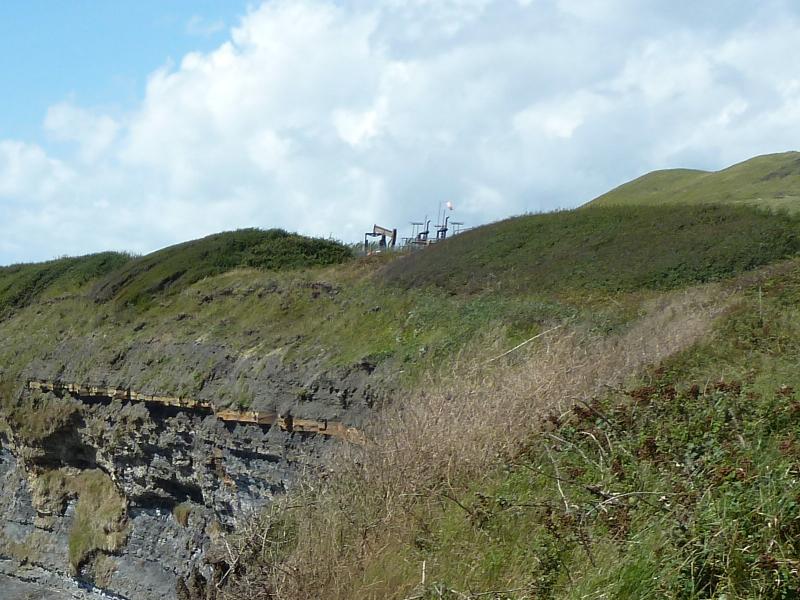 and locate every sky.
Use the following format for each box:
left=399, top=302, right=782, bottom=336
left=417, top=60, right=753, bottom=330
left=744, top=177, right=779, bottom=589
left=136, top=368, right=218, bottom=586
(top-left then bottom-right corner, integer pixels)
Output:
left=2, top=0, right=800, bottom=265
